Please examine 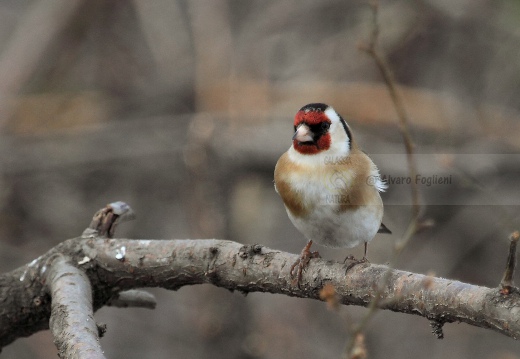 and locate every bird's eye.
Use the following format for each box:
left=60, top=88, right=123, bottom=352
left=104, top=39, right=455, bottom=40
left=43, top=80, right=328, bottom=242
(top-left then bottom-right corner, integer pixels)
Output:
left=321, top=122, right=330, bottom=131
